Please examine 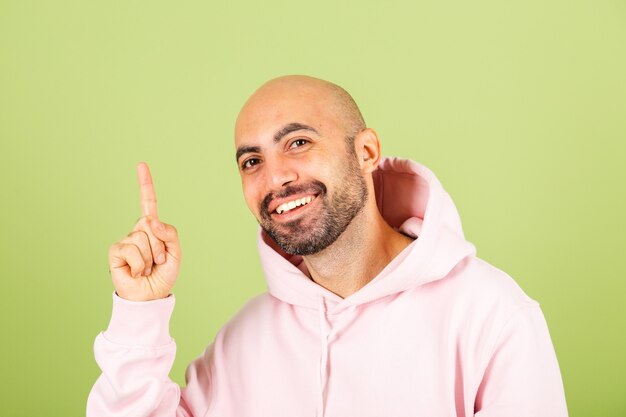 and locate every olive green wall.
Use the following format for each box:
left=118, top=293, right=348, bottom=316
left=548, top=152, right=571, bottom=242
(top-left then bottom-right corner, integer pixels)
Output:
left=1, top=0, right=624, bottom=415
